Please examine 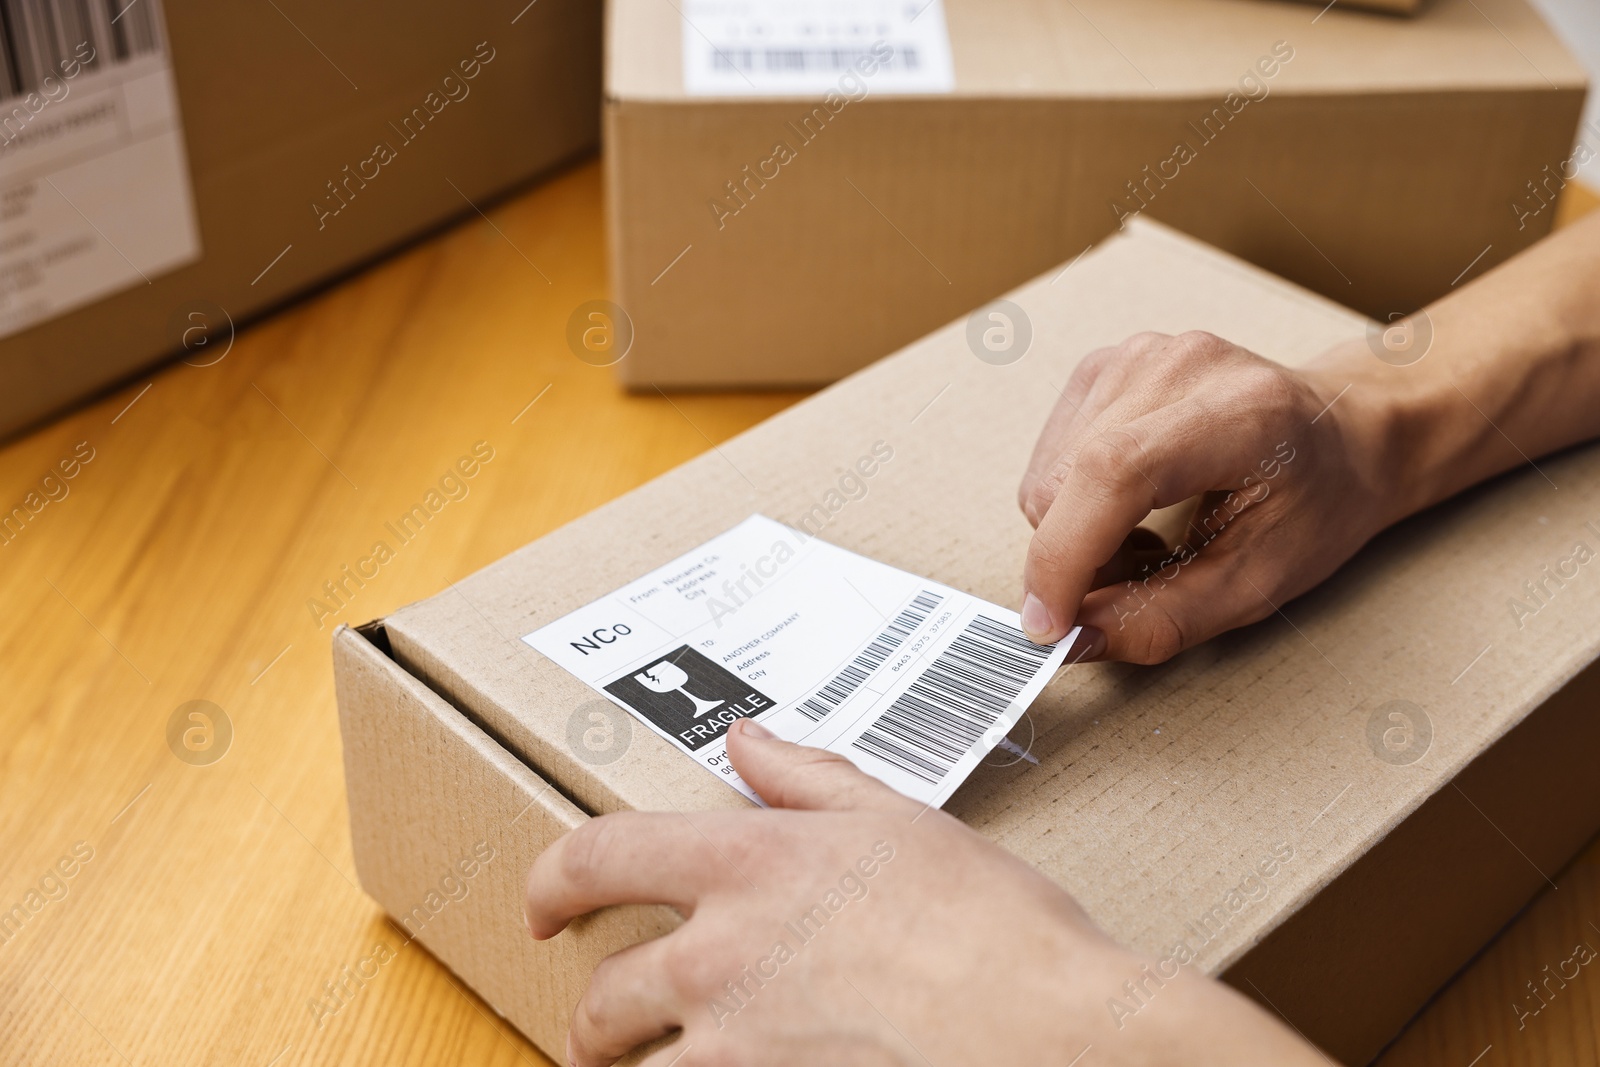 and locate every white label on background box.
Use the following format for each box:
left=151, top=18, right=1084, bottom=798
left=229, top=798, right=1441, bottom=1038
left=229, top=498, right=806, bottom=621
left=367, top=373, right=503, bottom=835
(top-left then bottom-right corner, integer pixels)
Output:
left=524, top=515, right=1075, bottom=809
left=0, top=0, right=201, bottom=341
left=681, top=0, right=954, bottom=96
